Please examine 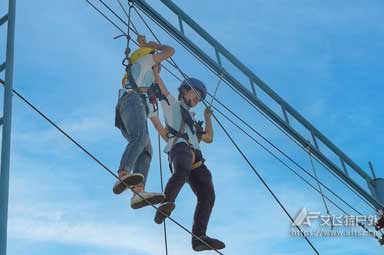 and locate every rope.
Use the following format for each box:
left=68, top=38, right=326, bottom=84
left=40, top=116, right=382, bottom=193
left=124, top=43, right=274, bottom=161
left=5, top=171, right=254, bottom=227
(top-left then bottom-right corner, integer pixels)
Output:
left=307, top=144, right=334, bottom=230
left=208, top=101, right=384, bottom=238
left=210, top=112, right=320, bottom=254
left=85, top=0, right=127, bottom=35
left=207, top=94, right=362, bottom=214
left=116, top=0, right=138, bottom=34
left=209, top=70, right=224, bottom=107
left=157, top=112, right=169, bottom=255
